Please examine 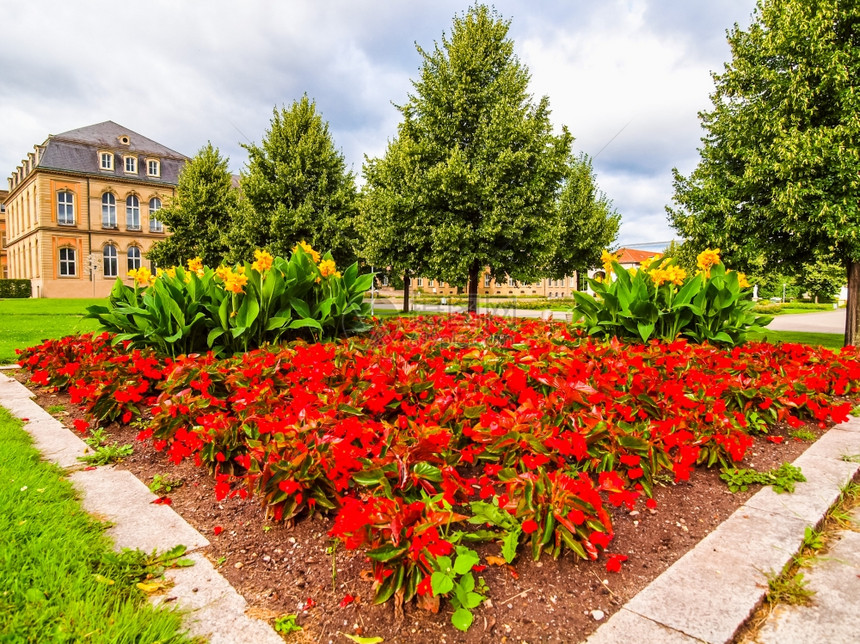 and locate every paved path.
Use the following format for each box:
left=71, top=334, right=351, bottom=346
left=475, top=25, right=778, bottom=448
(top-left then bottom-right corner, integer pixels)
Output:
left=765, top=309, right=845, bottom=335
left=753, top=504, right=860, bottom=644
